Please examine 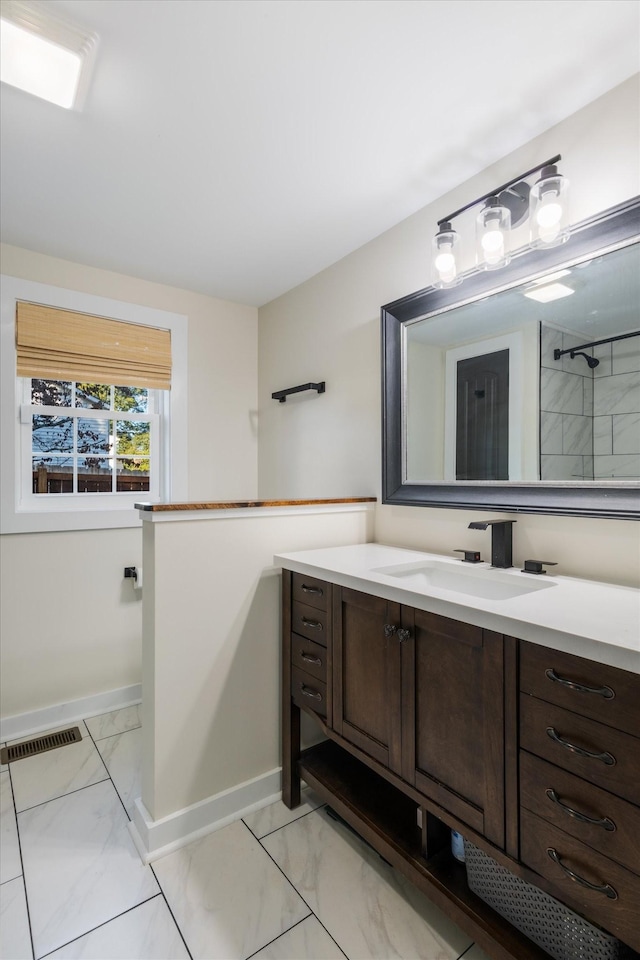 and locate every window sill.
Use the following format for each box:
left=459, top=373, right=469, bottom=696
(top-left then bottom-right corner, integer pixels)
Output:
left=1, top=504, right=147, bottom=534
